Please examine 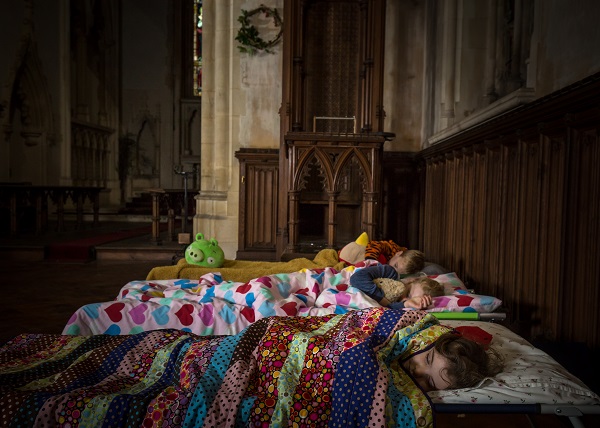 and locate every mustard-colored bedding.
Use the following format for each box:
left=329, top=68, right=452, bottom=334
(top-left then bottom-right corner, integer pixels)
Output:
left=146, top=248, right=345, bottom=282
